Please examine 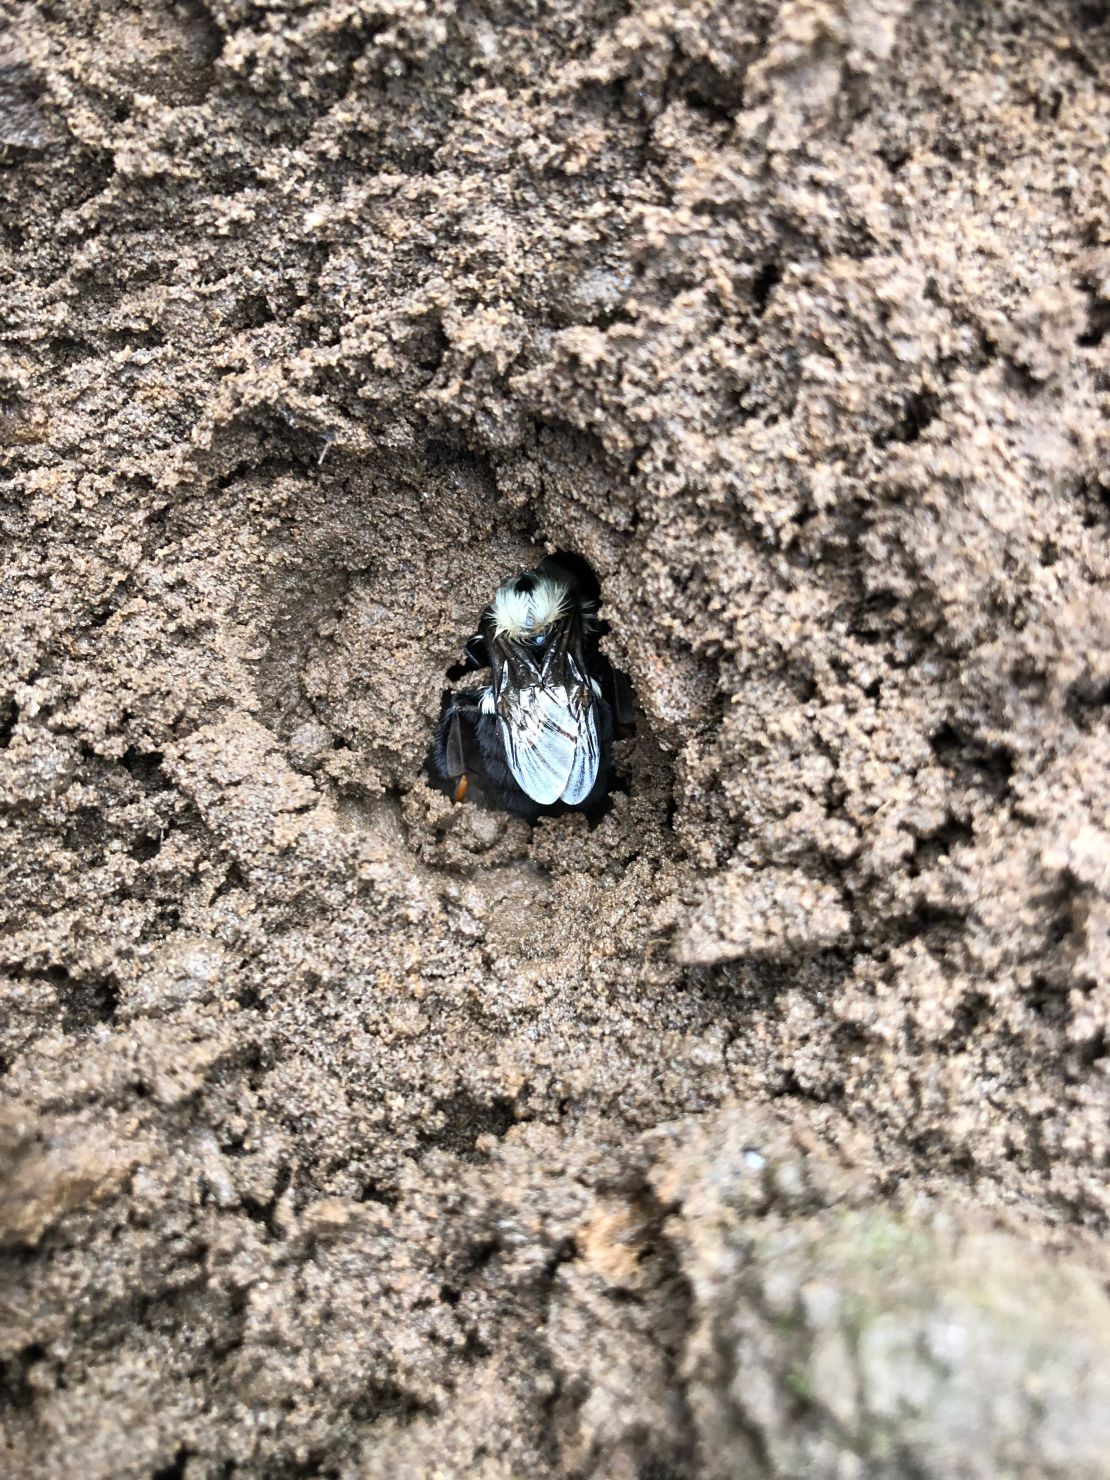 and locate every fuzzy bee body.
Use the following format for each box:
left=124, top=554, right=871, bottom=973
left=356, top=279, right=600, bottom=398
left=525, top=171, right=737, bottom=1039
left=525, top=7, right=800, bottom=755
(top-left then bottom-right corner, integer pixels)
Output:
left=430, top=558, right=627, bottom=818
